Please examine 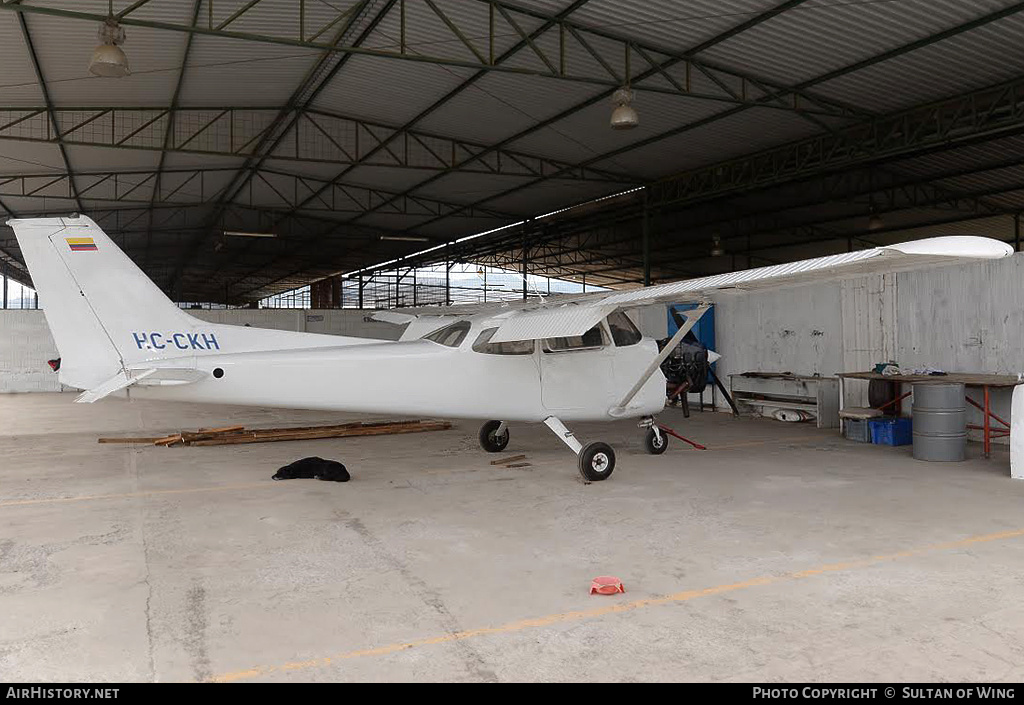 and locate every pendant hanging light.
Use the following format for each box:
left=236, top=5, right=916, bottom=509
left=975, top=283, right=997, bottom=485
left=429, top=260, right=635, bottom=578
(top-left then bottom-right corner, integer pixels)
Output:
left=610, top=87, right=639, bottom=130
left=89, top=16, right=130, bottom=78
left=867, top=203, right=883, bottom=231
left=710, top=233, right=725, bottom=257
